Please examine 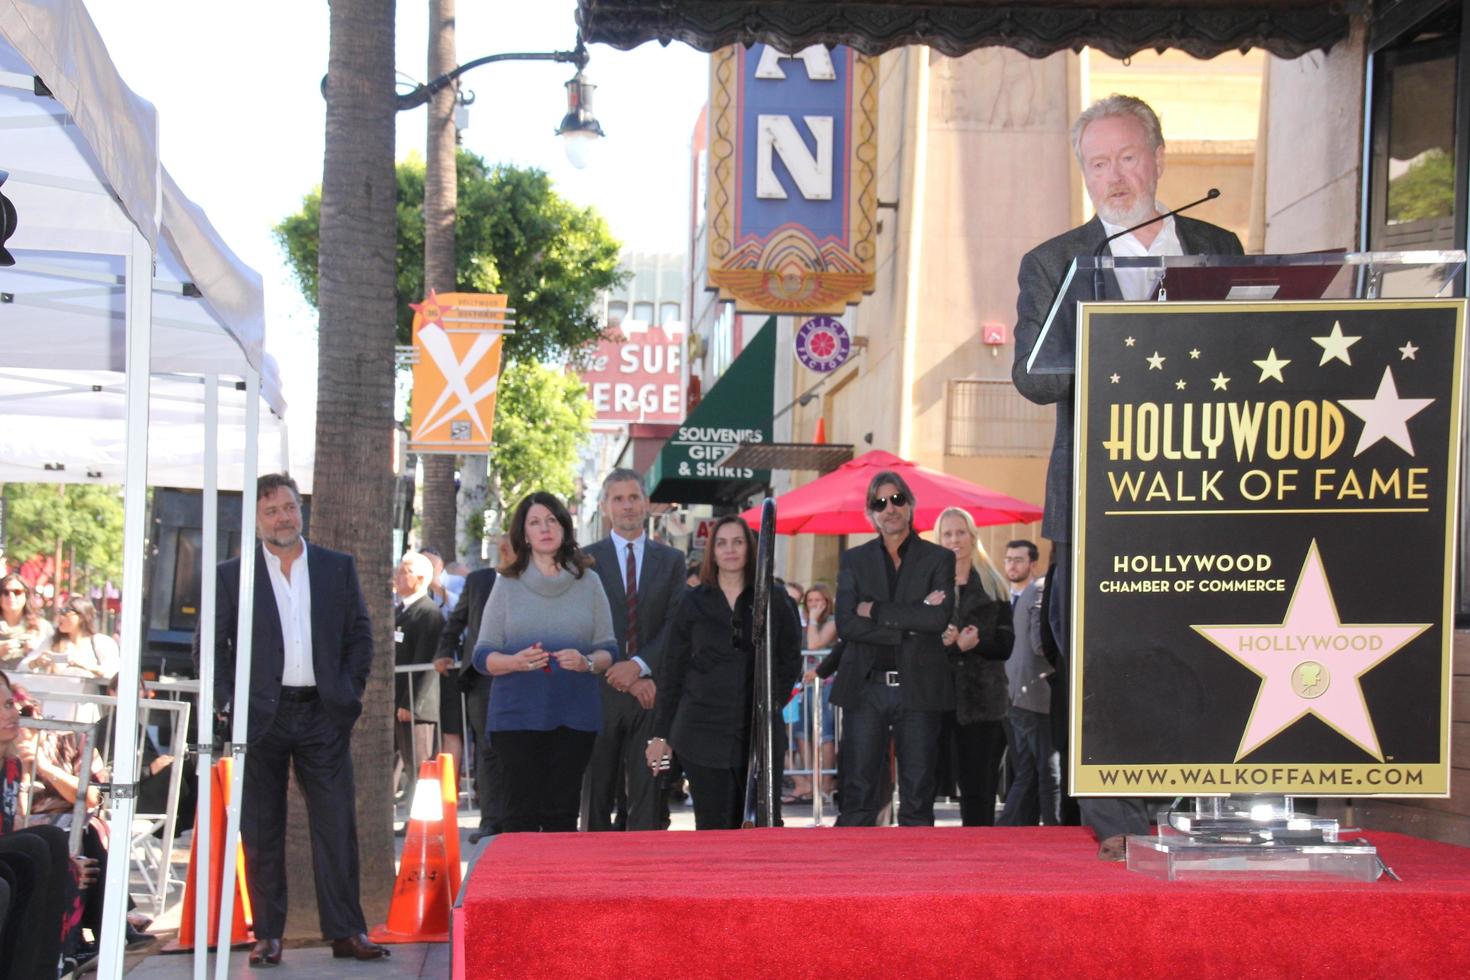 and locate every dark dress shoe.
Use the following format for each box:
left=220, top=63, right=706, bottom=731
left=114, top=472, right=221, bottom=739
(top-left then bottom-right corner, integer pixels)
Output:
left=331, top=934, right=391, bottom=960
left=249, top=939, right=283, bottom=967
